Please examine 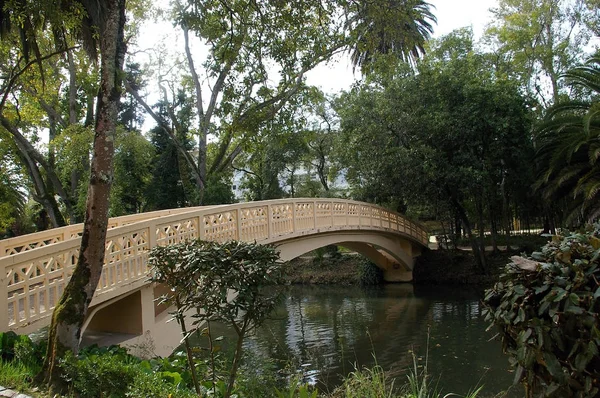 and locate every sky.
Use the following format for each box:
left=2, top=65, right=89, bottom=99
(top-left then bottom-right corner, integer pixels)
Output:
left=303, top=0, right=499, bottom=92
